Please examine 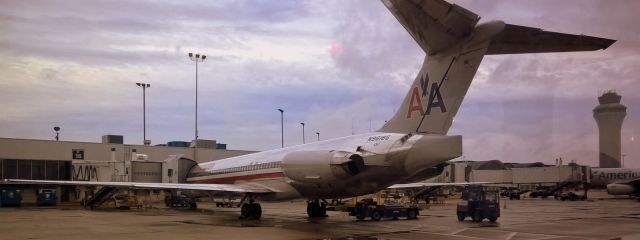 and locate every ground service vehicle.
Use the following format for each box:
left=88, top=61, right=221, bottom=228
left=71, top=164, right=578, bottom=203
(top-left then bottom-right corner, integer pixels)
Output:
left=555, top=192, right=587, bottom=201
left=500, top=188, right=528, bottom=200
left=0, top=186, right=22, bottom=207
left=457, top=186, right=500, bottom=222
left=165, top=194, right=197, bottom=209
left=348, top=198, right=419, bottom=221
left=36, top=187, right=57, bottom=206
